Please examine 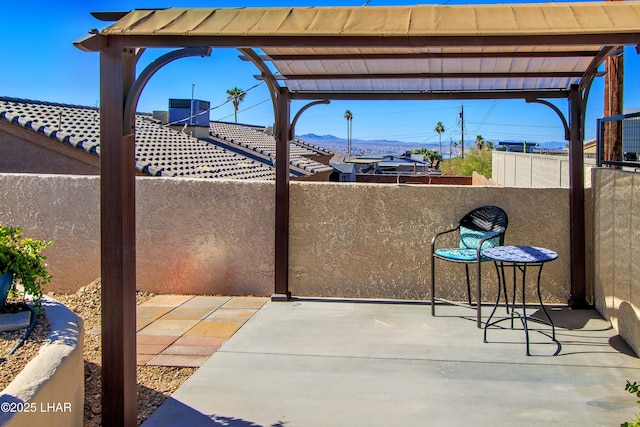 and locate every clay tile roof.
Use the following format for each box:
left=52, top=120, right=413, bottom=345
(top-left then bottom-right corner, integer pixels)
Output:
left=0, top=96, right=333, bottom=180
